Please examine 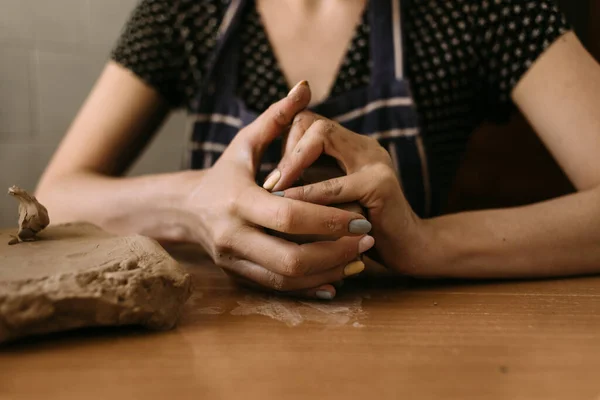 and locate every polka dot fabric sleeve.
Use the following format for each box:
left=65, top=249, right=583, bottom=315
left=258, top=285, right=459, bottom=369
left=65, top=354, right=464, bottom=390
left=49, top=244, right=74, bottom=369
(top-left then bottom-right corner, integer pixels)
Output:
left=111, top=0, right=185, bottom=107
left=470, top=0, right=571, bottom=122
